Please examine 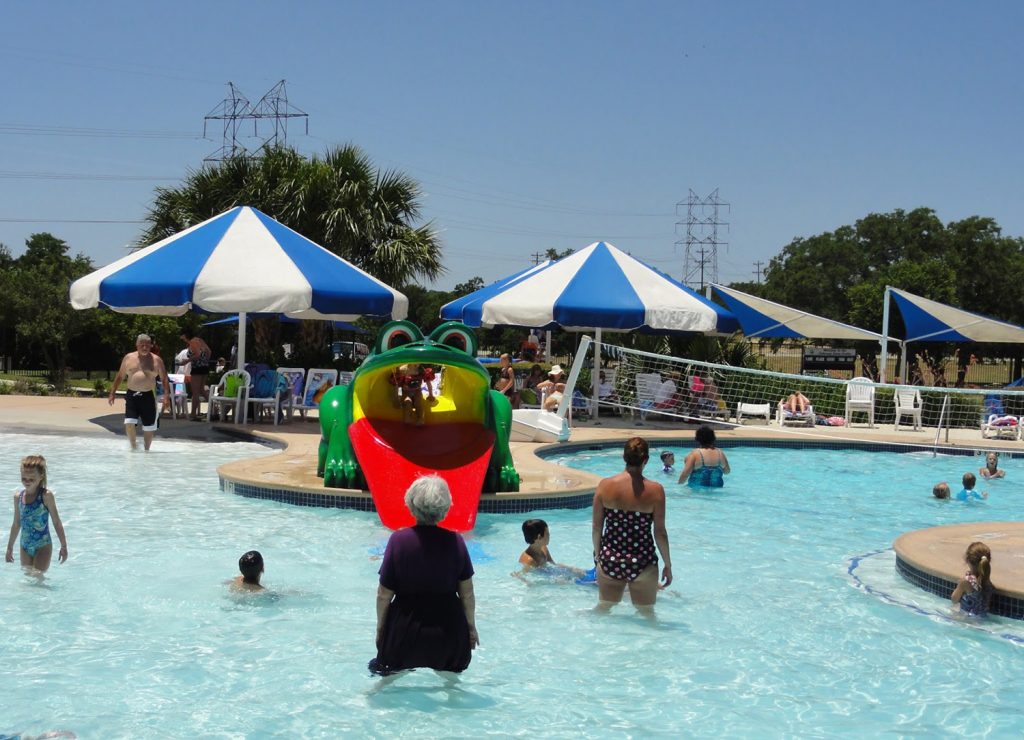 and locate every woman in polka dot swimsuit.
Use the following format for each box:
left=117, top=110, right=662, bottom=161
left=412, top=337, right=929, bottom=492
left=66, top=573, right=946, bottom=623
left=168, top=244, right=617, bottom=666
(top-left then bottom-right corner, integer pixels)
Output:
left=592, top=436, right=672, bottom=614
